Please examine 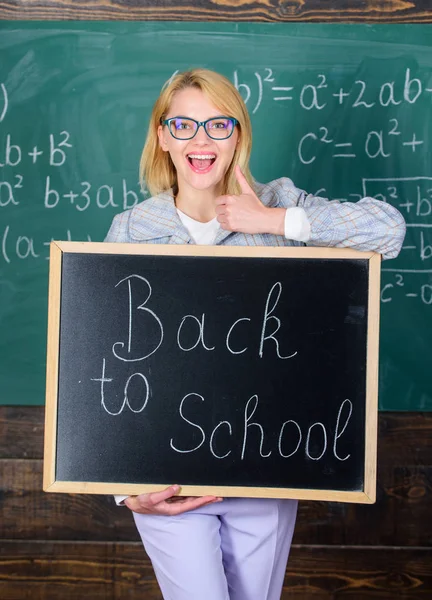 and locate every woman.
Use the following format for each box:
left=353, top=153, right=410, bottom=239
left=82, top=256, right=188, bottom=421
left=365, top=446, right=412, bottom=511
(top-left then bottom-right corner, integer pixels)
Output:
left=105, top=69, right=405, bottom=600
